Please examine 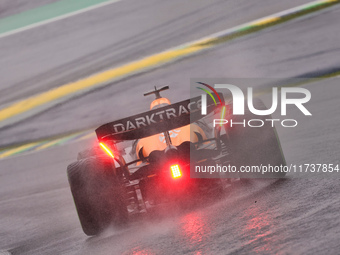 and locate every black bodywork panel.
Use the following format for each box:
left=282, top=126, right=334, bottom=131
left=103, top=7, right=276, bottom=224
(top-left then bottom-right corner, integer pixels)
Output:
left=96, top=94, right=223, bottom=141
